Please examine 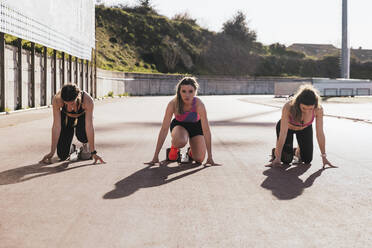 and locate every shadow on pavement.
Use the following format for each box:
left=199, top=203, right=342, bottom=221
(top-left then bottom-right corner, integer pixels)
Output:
left=95, top=109, right=278, bottom=132
left=210, top=109, right=279, bottom=126
left=210, top=121, right=276, bottom=127
left=0, top=160, right=94, bottom=185
left=103, top=162, right=207, bottom=199
left=96, top=121, right=276, bottom=131
left=261, top=164, right=334, bottom=200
